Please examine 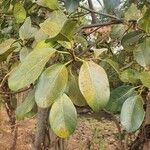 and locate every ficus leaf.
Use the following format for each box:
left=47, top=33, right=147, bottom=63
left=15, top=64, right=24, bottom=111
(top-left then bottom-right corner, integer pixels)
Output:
left=35, top=64, right=68, bottom=108
left=79, top=61, right=110, bottom=112
left=13, top=3, right=26, bottom=23
left=8, top=48, right=56, bottom=91
left=49, top=94, right=77, bottom=138
left=16, top=89, right=35, bottom=120
left=120, top=95, right=145, bottom=132
left=139, top=71, right=150, bottom=88
left=40, top=11, right=67, bottom=38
